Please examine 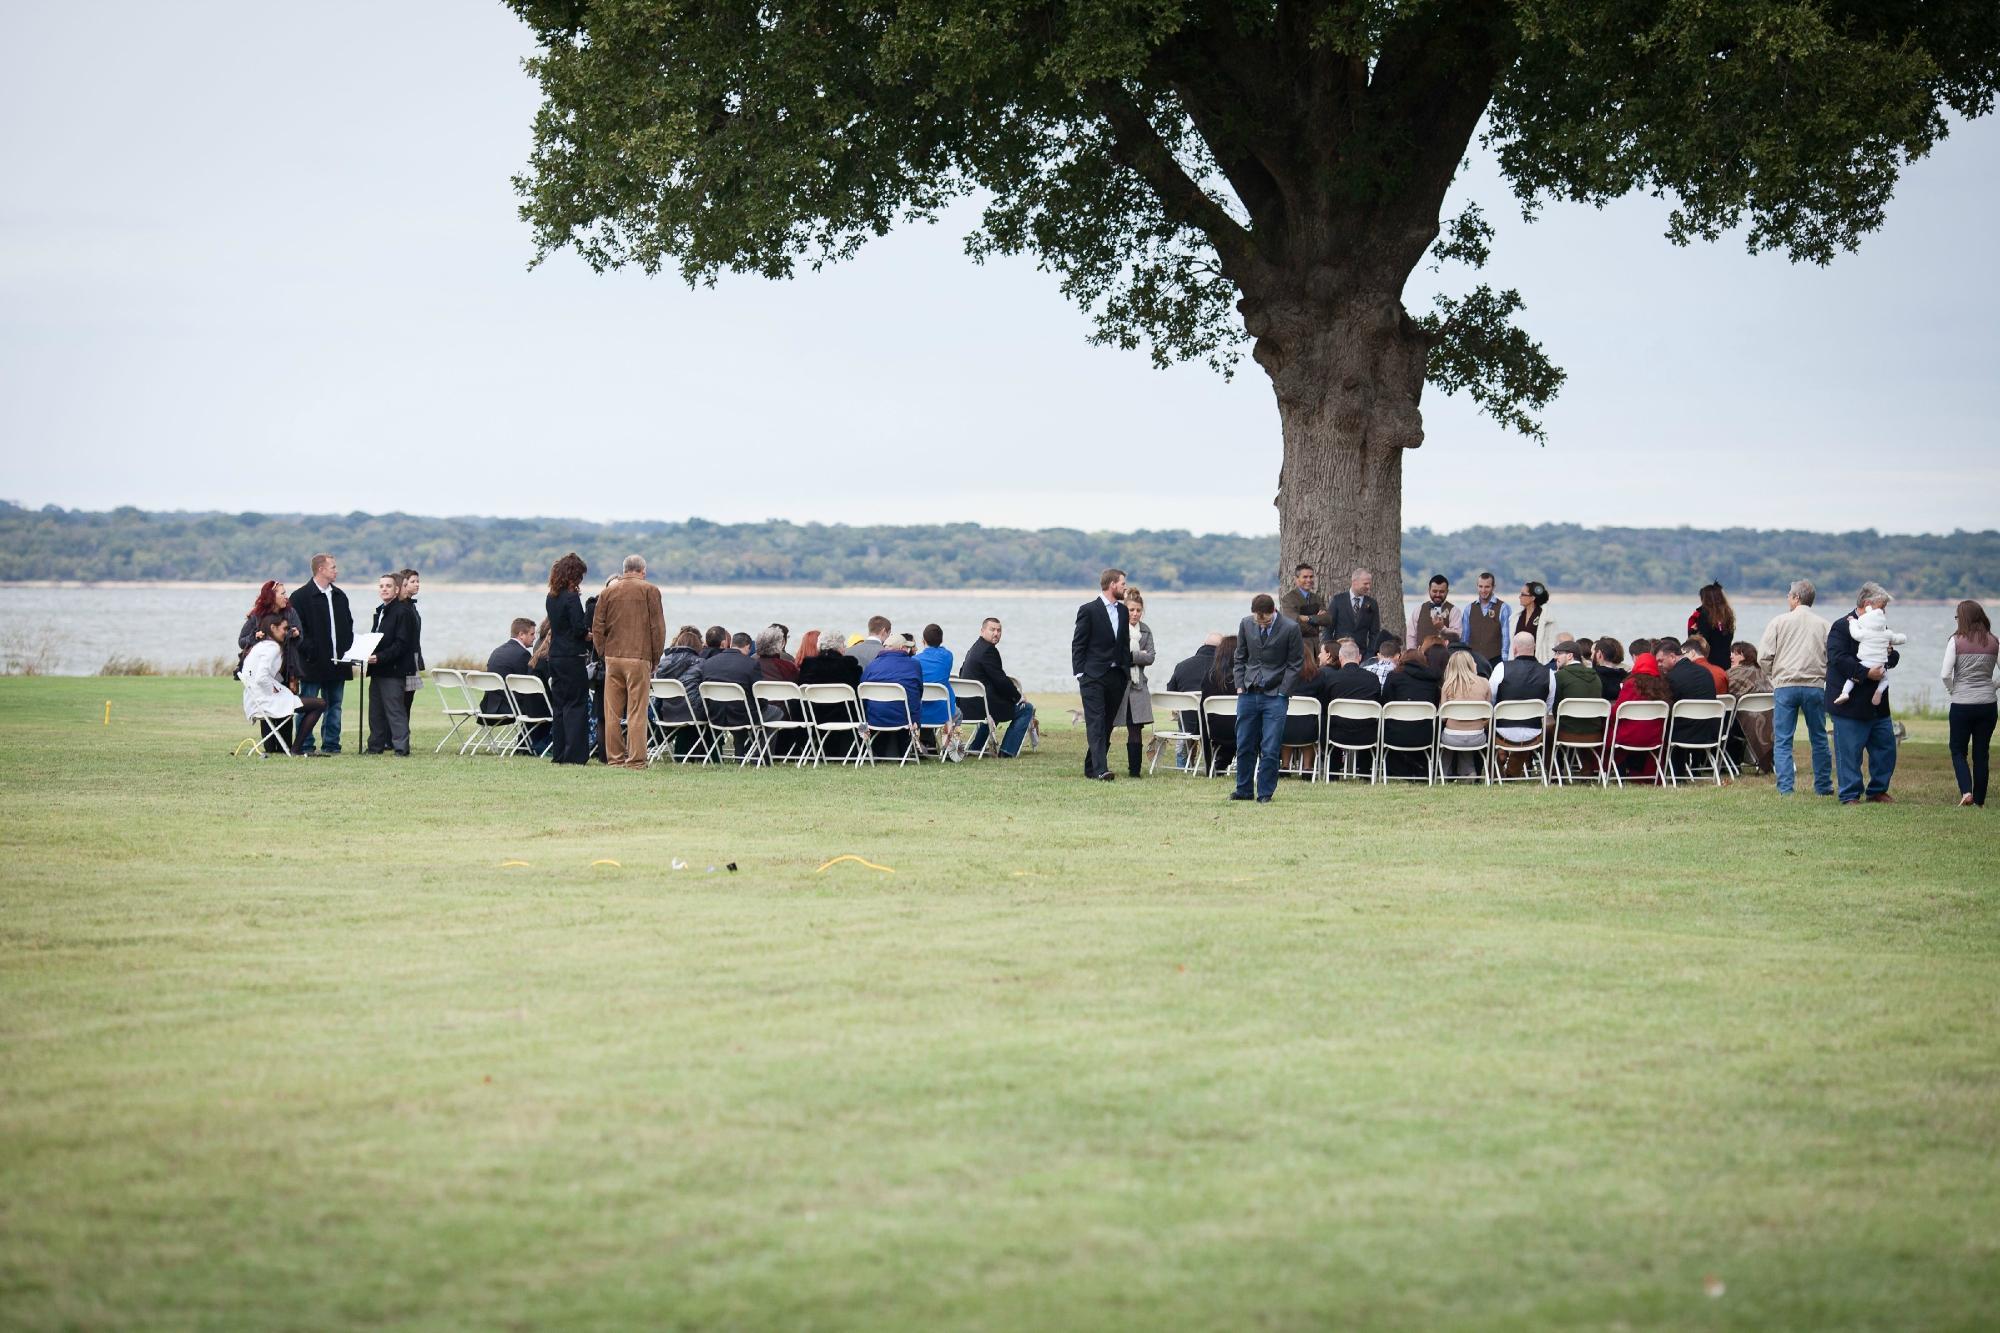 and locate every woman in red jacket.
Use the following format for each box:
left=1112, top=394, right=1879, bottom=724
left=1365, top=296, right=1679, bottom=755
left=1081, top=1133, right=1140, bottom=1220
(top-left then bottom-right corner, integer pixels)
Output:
left=1607, top=652, right=1671, bottom=781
